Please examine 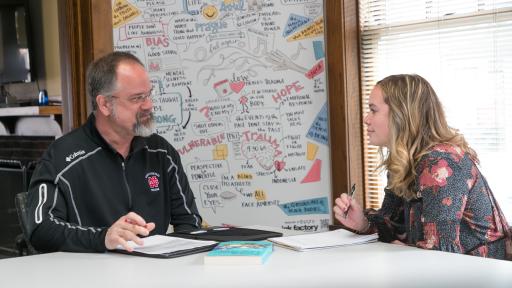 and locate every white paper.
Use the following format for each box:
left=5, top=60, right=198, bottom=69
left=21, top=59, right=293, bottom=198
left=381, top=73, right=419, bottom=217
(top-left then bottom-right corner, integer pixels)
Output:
left=118, top=235, right=217, bottom=255
left=268, top=229, right=378, bottom=251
